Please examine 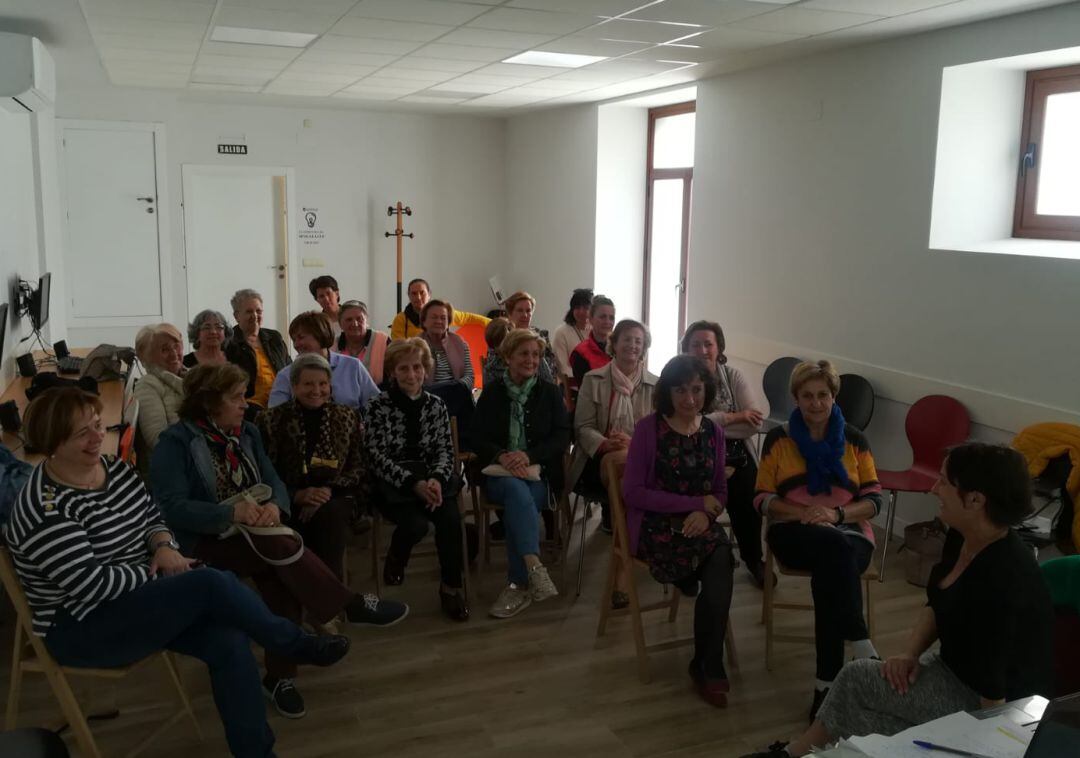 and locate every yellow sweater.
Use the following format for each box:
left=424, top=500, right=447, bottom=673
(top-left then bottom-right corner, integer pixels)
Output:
left=1012, top=422, right=1080, bottom=551
left=390, top=308, right=490, bottom=340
